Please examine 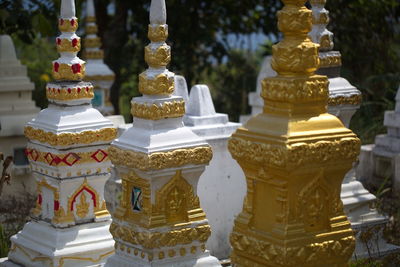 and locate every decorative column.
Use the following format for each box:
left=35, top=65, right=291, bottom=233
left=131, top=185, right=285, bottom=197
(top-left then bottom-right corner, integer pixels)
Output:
left=105, top=0, right=220, bottom=266
left=228, top=0, right=360, bottom=266
left=5, top=1, right=116, bottom=266
left=310, top=0, right=398, bottom=258
left=83, top=0, right=115, bottom=116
